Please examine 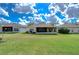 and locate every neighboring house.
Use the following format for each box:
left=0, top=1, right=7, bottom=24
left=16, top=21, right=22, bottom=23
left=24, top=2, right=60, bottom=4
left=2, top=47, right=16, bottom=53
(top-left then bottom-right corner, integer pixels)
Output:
left=1, top=23, right=19, bottom=32
left=59, top=23, right=79, bottom=33
left=27, top=22, right=58, bottom=34
left=19, top=25, right=27, bottom=32
left=0, top=23, right=27, bottom=32
left=0, top=26, right=2, bottom=32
